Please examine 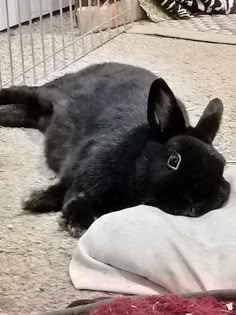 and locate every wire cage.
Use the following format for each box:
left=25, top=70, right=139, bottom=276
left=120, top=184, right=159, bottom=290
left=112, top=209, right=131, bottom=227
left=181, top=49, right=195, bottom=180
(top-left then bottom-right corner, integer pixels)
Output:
left=0, top=0, right=134, bottom=88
